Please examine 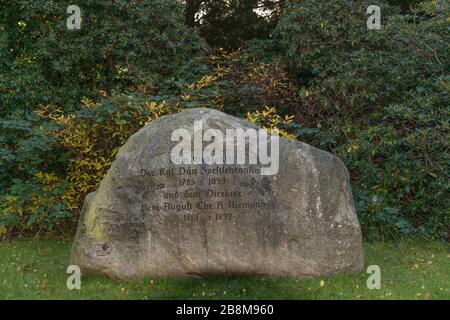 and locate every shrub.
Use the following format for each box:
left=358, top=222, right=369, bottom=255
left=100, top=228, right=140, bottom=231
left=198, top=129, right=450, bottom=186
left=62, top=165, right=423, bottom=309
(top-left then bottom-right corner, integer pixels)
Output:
left=2, top=0, right=447, bottom=241
left=246, top=106, right=297, bottom=138
left=0, top=0, right=205, bottom=237
left=0, top=110, right=71, bottom=237
left=272, top=0, right=449, bottom=239
left=0, top=0, right=204, bottom=104
left=0, top=172, right=71, bottom=238
left=43, top=94, right=179, bottom=212
left=180, top=50, right=304, bottom=120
